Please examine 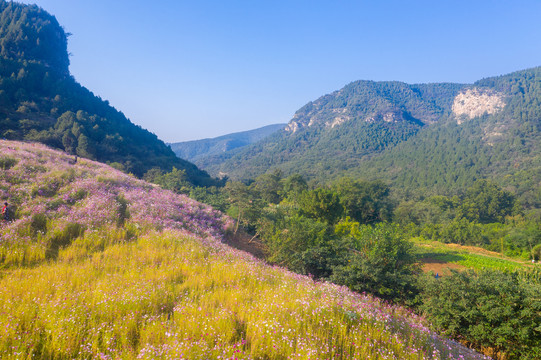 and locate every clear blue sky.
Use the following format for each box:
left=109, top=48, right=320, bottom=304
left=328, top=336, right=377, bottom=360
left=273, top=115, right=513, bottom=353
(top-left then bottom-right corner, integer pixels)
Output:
left=20, top=0, right=541, bottom=142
